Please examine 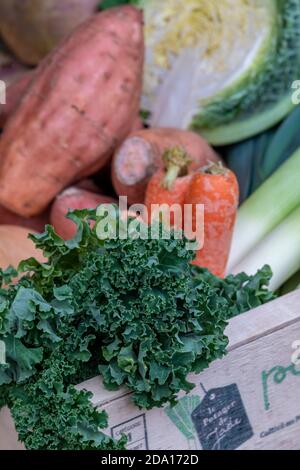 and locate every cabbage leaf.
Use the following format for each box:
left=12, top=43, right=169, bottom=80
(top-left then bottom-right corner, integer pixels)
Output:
left=138, top=0, right=300, bottom=144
